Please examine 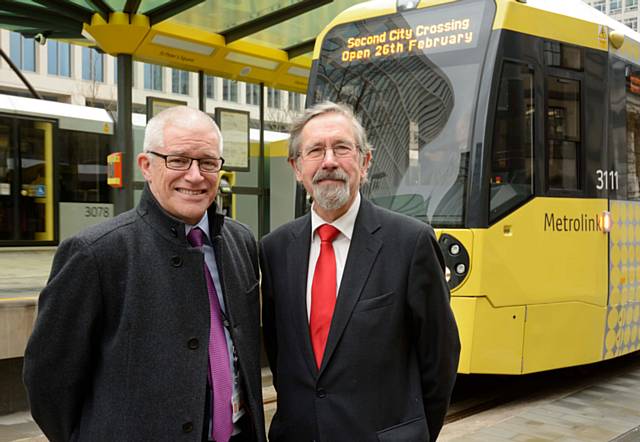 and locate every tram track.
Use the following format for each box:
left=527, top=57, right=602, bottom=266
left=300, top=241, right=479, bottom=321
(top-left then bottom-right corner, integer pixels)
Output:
left=444, top=394, right=518, bottom=424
